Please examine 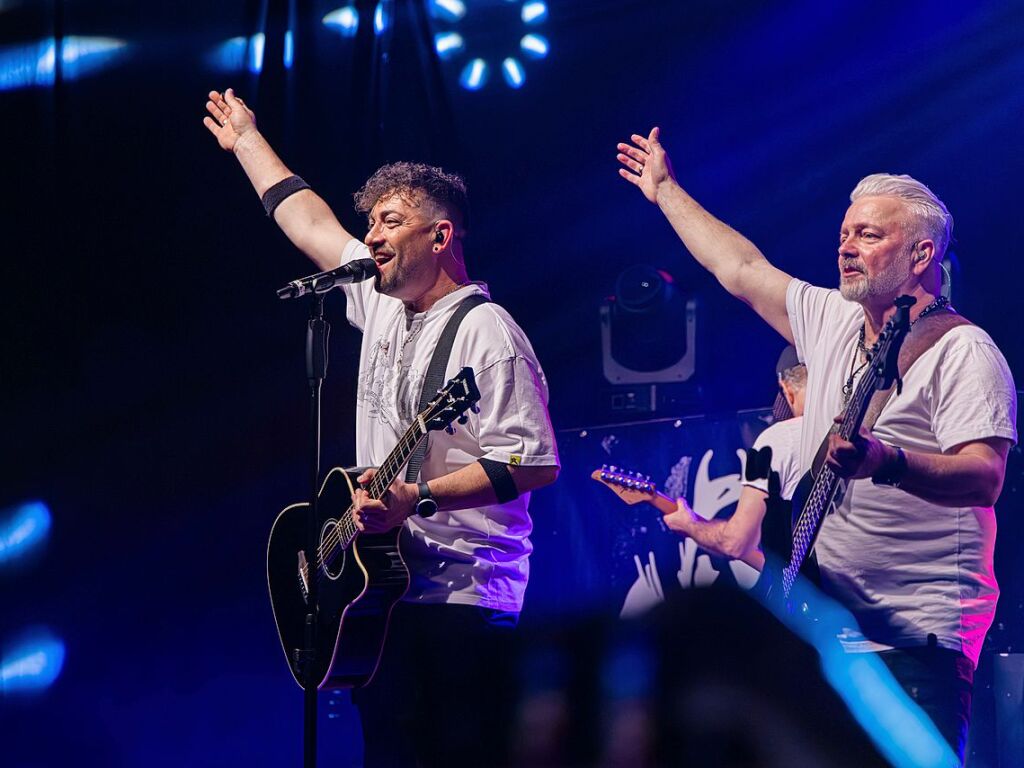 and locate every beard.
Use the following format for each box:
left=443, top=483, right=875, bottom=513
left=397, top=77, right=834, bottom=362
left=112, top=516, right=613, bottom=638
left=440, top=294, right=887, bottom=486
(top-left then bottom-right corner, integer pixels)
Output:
left=372, top=252, right=404, bottom=295
left=839, top=250, right=912, bottom=304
